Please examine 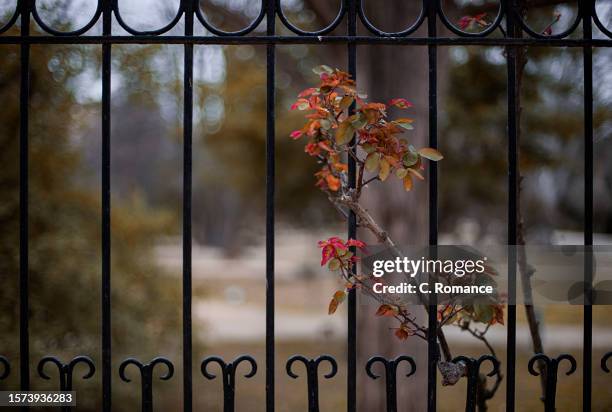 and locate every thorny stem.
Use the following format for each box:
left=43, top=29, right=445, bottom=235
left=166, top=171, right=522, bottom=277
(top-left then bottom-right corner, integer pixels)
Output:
left=312, top=70, right=501, bottom=396
left=329, top=175, right=508, bottom=394
left=330, top=193, right=458, bottom=364
left=338, top=263, right=428, bottom=339
left=357, top=163, right=365, bottom=197
left=360, top=175, right=380, bottom=190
